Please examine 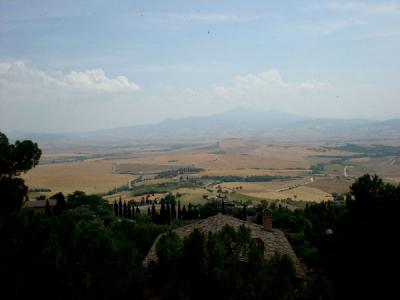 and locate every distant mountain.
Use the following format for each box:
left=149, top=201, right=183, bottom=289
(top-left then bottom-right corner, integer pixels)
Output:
left=8, top=108, right=400, bottom=146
